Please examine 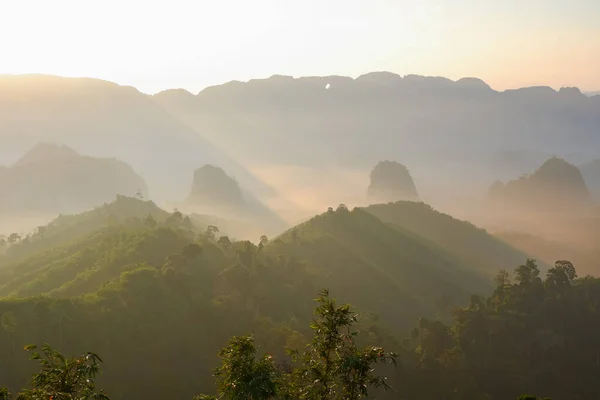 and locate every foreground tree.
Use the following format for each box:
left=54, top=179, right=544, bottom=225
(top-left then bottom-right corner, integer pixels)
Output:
left=193, top=336, right=278, bottom=400
left=196, top=290, right=397, bottom=399
left=1, top=343, right=109, bottom=400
